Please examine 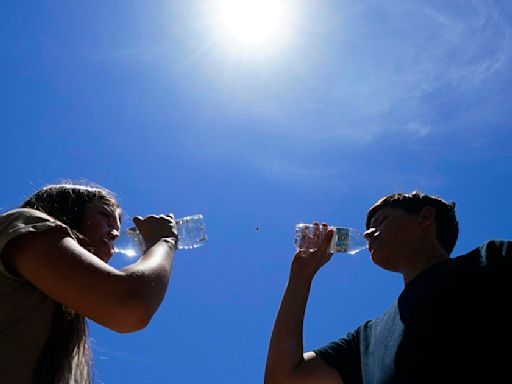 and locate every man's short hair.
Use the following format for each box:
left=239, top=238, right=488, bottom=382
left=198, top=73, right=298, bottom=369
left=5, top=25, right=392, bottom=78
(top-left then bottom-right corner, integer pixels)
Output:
left=366, top=191, right=459, bottom=255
